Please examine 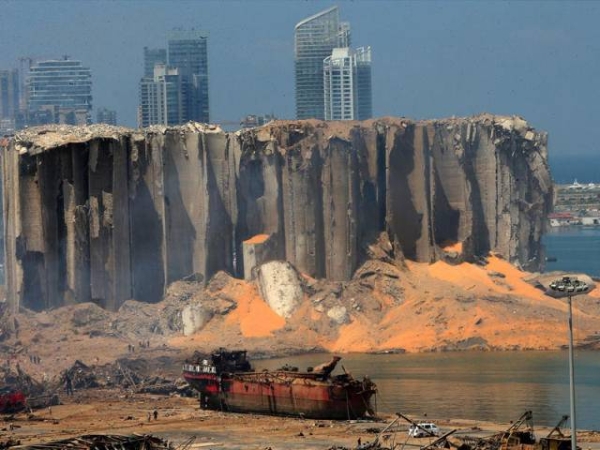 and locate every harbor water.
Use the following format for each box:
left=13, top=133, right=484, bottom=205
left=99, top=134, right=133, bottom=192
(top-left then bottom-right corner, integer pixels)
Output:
left=543, top=227, right=600, bottom=277
left=259, top=351, right=600, bottom=430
